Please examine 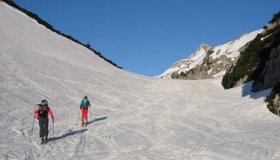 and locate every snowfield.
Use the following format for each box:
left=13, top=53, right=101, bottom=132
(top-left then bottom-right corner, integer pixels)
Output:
left=1, top=2, right=280, bottom=160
